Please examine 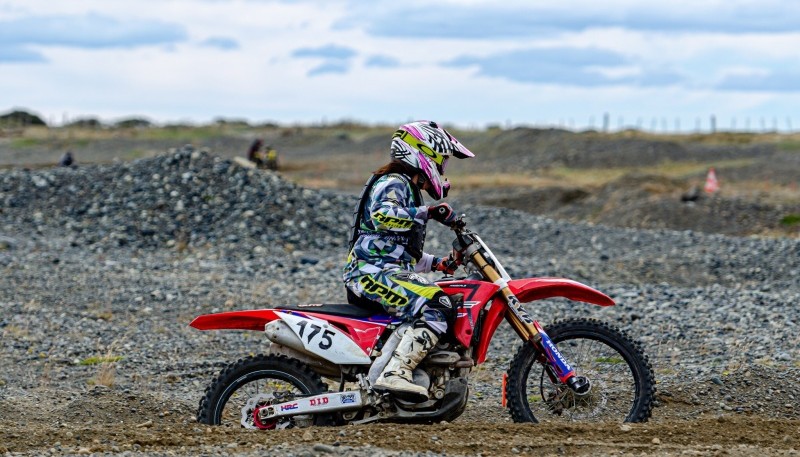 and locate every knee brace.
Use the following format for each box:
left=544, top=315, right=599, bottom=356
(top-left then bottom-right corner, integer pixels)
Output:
left=417, top=293, right=455, bottom=337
